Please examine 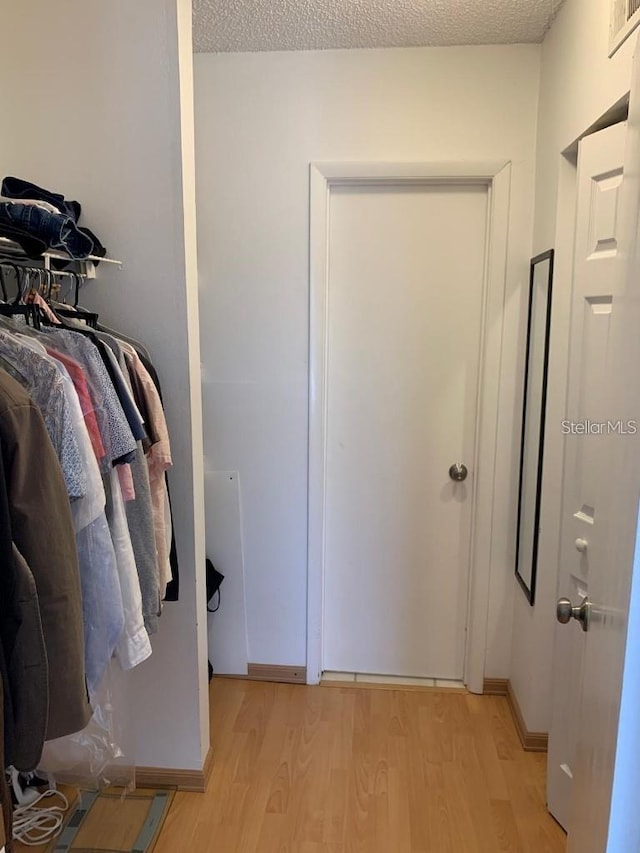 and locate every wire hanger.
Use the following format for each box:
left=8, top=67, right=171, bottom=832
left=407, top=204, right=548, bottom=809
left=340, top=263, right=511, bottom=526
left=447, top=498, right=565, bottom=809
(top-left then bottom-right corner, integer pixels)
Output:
left=53, top=271, right=99, bottom=329
left=0, top=267, right=40, bottom=328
